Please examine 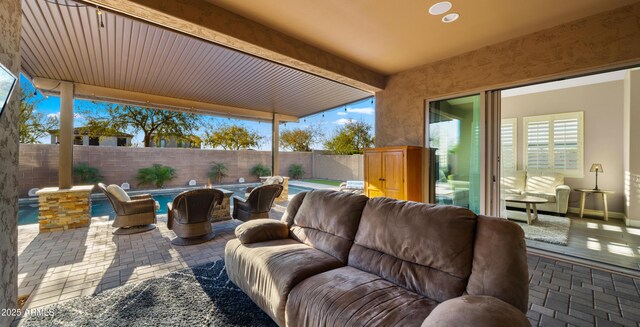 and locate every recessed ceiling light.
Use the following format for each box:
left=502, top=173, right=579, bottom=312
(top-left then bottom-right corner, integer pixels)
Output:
left=429, top=2, right=452, bottom=15
left=442, top=13, right=459, bottom=23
